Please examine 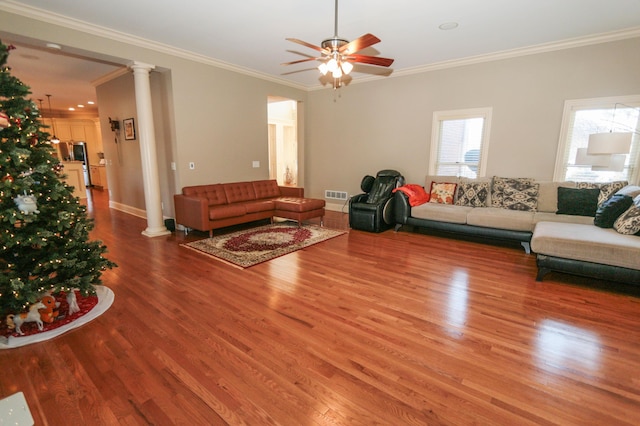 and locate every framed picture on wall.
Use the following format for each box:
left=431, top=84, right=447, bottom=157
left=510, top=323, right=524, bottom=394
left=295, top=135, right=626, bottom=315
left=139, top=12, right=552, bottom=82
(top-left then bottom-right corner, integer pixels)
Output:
left=123, top=118, right=136, bottom=140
